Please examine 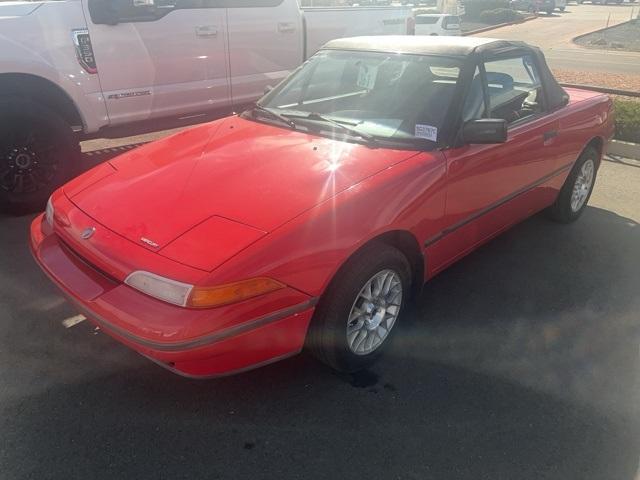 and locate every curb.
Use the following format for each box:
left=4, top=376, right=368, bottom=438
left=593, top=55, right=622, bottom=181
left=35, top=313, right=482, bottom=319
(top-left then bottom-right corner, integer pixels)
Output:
left=462, top=15, right=537, bottom=36
left=572, top=19, right=634, bottom=44
left=608, top=139, right=640, bottom=160
left=558, top=83, right=640, bottom=98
